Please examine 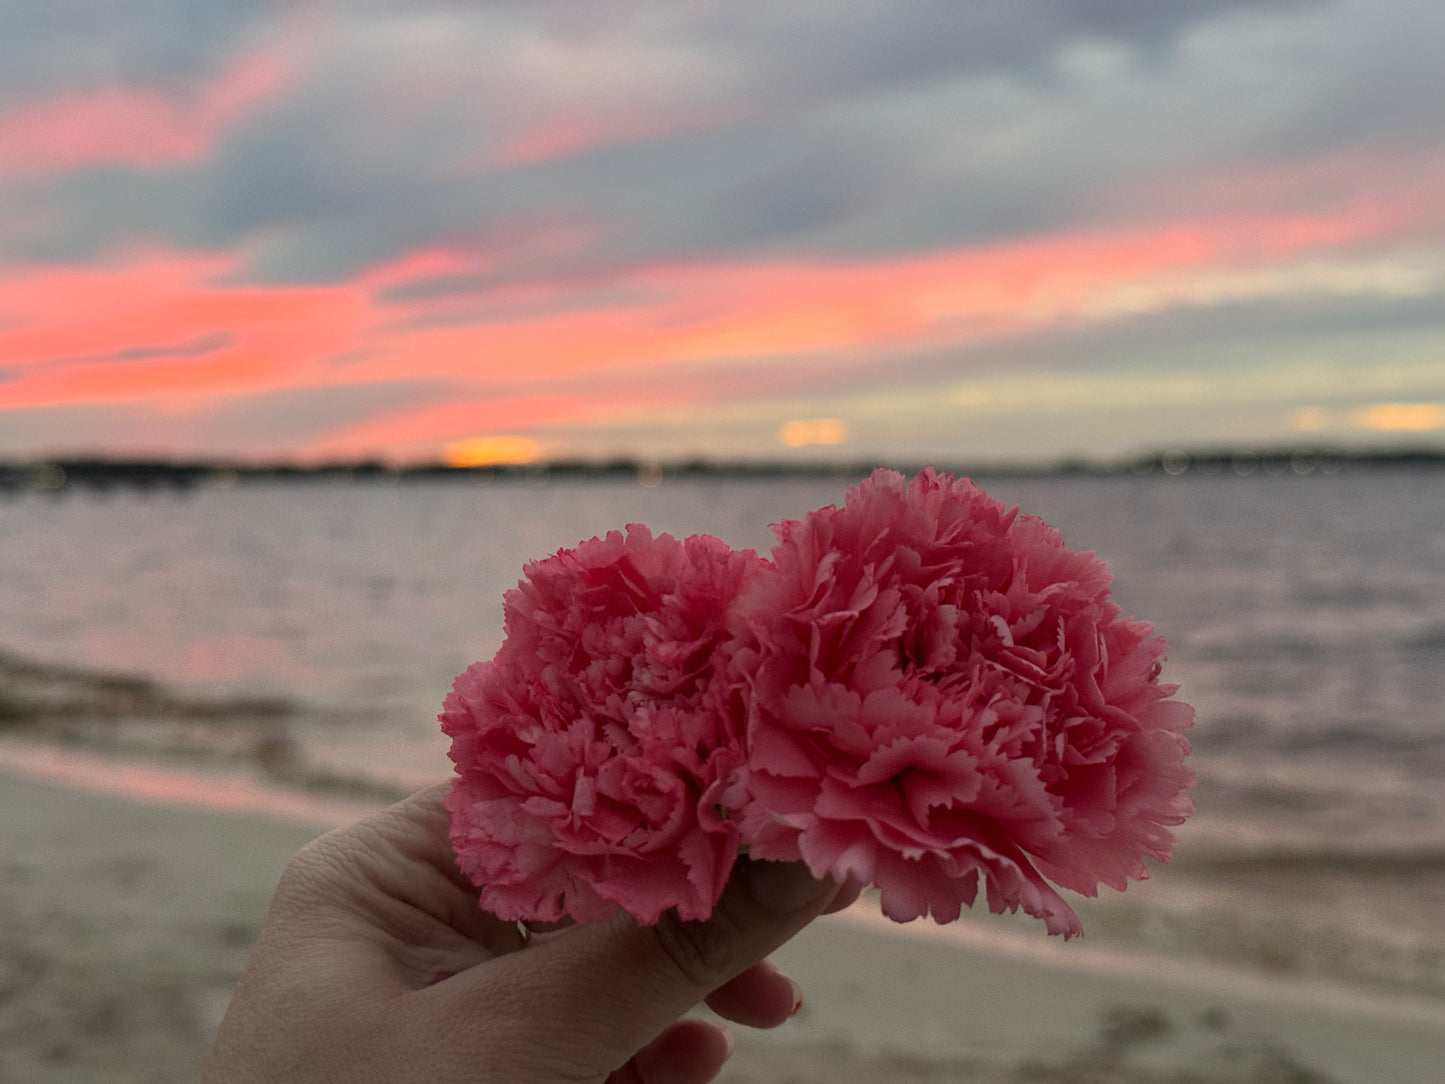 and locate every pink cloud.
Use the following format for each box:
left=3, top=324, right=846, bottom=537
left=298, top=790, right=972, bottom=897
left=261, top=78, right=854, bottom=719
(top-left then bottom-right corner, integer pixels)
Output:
left=300, top=395, right=596, bottom=461
left=493, top=105, right=734, bottom=168
left=1103, top=147, right=1445, bottom=242
left=0, top=248, right=370, bottom=408
left=0, top=243, right=495, bottom=414
left=0, top=187, right=1421, bottom=459
left=344, top=201, right=1401, bottom=393
left=0, top=41, right=296, bottom=176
